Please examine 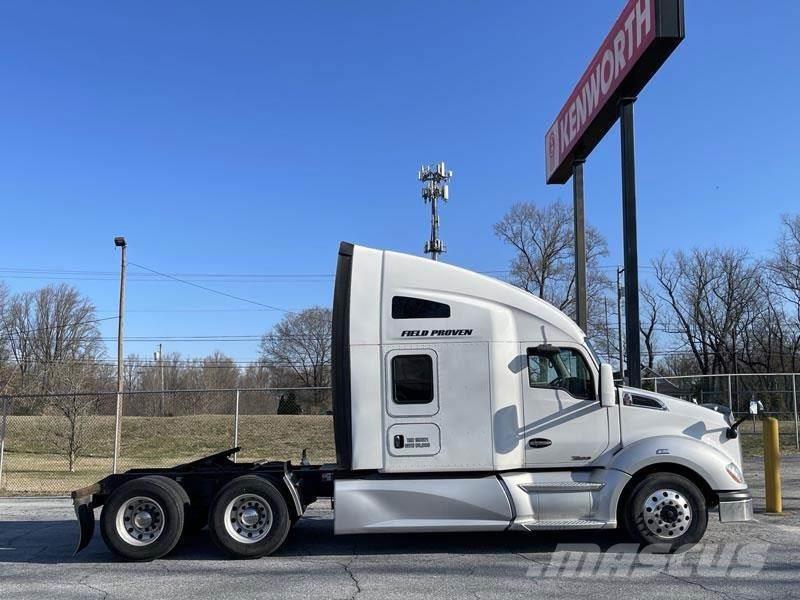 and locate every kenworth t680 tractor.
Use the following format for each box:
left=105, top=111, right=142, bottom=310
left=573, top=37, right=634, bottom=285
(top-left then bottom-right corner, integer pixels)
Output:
left=72, top=243, right=753, bottom=560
